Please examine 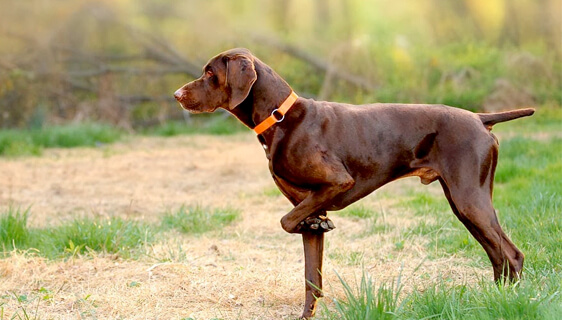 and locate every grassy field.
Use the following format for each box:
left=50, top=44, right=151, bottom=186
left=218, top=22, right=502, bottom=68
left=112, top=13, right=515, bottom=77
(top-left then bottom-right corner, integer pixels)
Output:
left=0, top=117, right=247, bottom=157
left=0, top=106, right=560, bottom=319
